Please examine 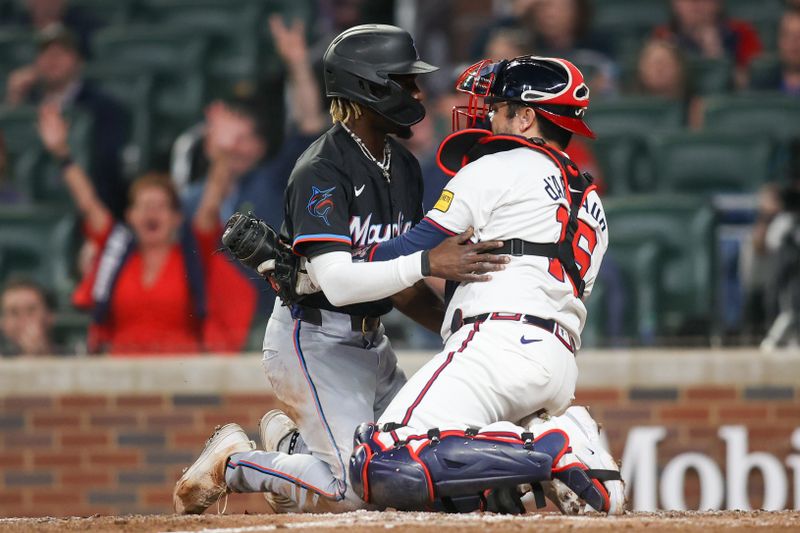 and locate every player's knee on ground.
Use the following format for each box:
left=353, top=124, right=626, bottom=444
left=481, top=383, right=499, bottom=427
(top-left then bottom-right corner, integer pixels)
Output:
left=349, top=423, right=566, bottom=512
